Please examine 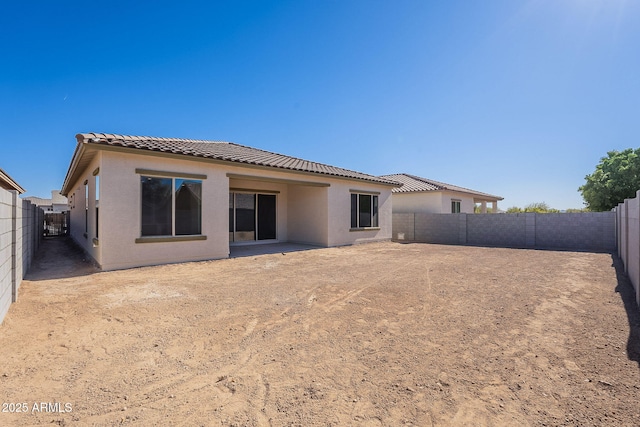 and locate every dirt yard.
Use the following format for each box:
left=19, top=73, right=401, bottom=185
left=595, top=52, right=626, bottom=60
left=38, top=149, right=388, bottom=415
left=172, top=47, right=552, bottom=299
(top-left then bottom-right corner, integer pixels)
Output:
left=1, top=238, right=639, bottom=426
